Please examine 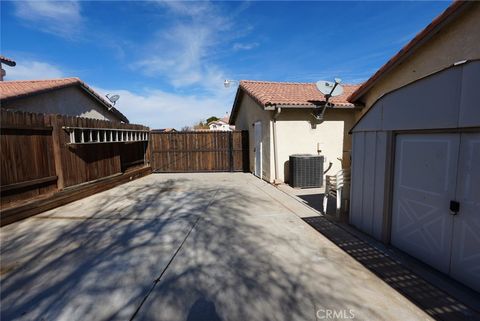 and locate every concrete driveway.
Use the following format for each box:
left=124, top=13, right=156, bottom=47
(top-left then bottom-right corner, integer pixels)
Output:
left=0, top=173, right=432, bottom=321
